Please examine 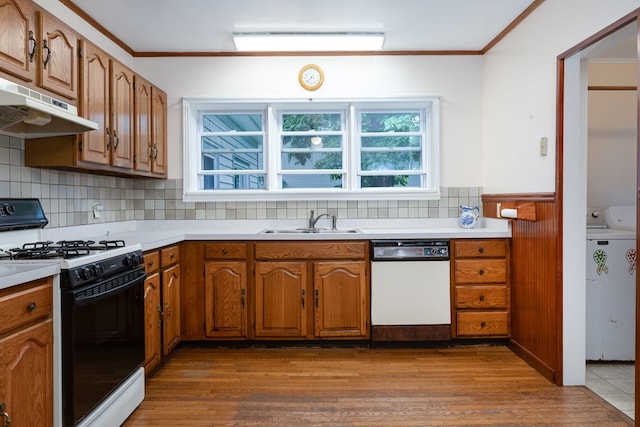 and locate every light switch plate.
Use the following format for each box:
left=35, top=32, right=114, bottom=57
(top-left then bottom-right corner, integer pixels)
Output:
left=540, top=137, right=548, bottom=157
